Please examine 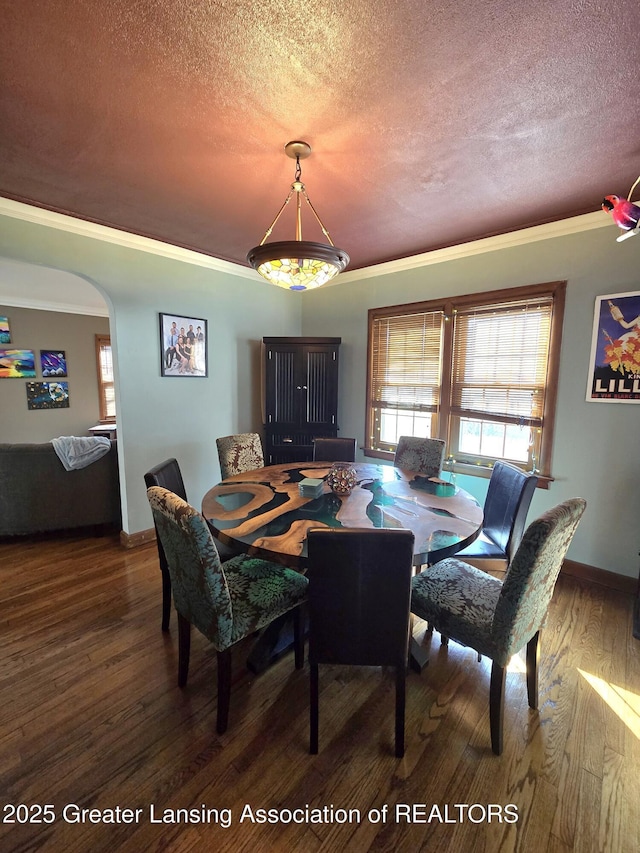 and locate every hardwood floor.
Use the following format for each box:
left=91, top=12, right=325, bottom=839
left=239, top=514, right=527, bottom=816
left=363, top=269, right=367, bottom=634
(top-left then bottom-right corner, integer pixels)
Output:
left=1, top=532, right=638, bottom=852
